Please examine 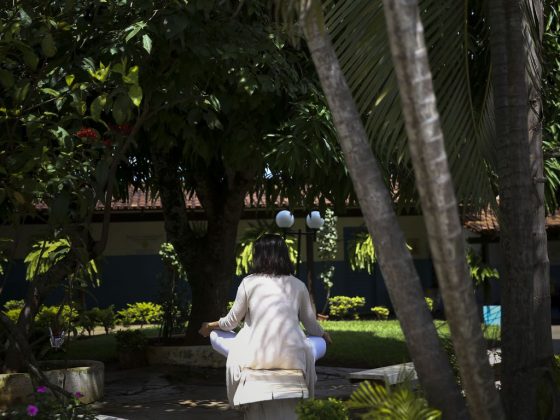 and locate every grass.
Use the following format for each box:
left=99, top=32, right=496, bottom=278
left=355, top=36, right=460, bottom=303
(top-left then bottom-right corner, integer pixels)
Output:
left=42, top=321, right=500, bottom=369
